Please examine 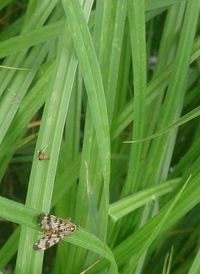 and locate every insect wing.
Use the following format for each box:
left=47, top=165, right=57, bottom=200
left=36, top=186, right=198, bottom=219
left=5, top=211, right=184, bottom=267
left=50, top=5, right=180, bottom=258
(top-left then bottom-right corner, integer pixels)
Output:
left=33, top=235, right=61, bottom=251
left=37, top=213, right=59, bottom=231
